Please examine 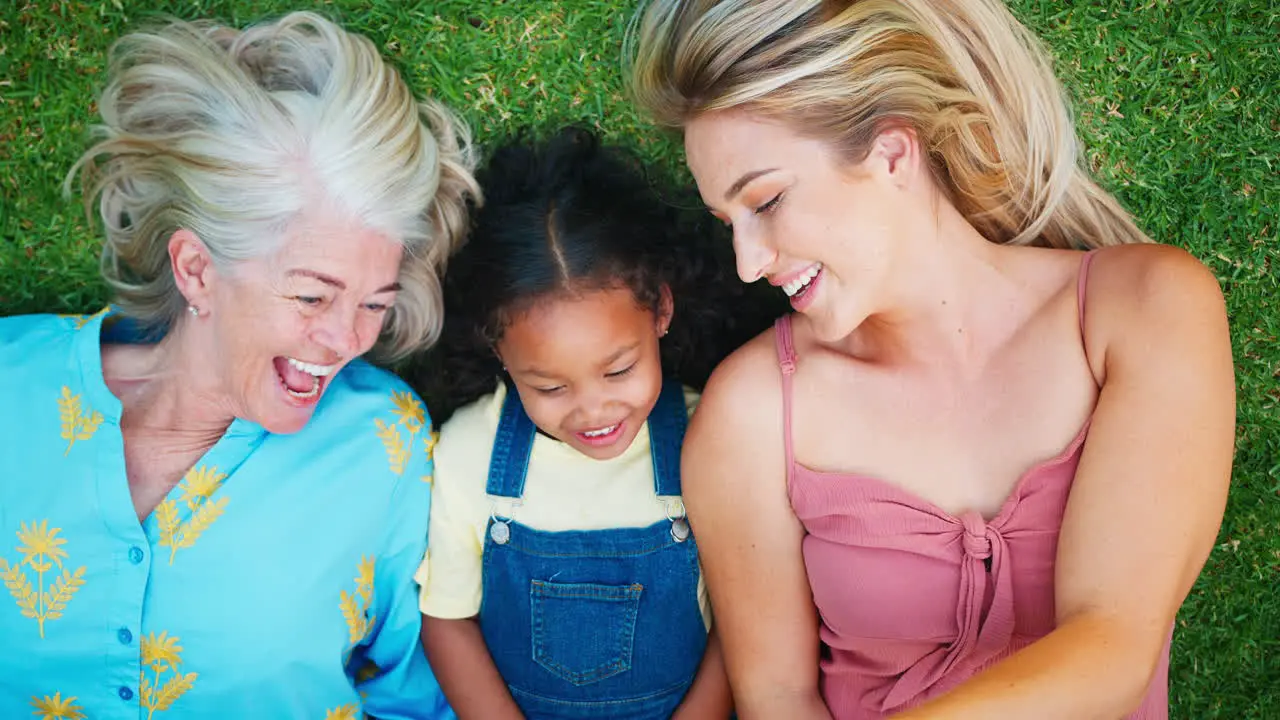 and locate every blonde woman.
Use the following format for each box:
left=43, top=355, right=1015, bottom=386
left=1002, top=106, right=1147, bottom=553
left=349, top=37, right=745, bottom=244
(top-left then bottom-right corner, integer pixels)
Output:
left=629, top=1, right=1234, bottom=718
left=0, top=12, right=476, bottom=718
